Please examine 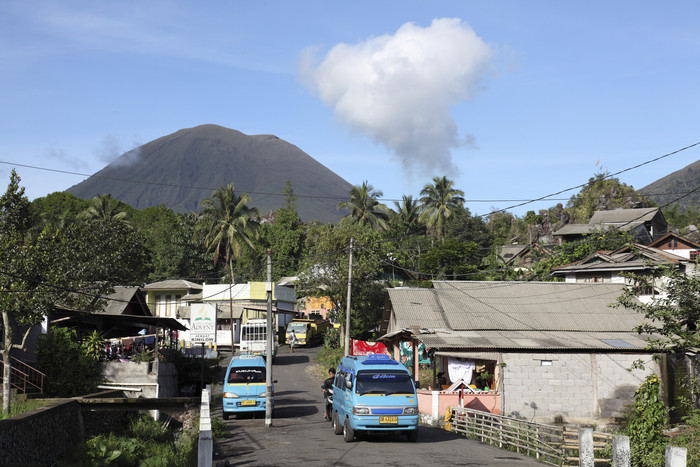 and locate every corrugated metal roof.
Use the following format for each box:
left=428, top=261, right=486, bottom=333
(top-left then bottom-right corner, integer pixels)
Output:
left=589, top=207, right=660, bottom=224
left=416, top=329, right=651, bottom=351
left=142, top=279, right=203, bottom=291
left=103, top=286, right=149, bottom=316
left=419, top=281, right=646, bottom=332
left=386, top=288, right=449, bottom=330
